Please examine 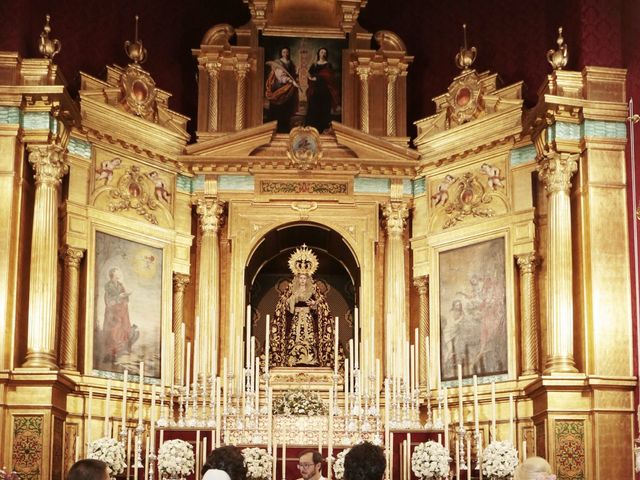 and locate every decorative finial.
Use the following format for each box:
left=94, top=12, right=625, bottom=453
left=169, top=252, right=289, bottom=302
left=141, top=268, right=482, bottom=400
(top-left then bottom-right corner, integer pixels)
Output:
left=547, top=27, right=568, bottom=70
left=455, top=24, right=477, bottom=70
left=124, top=15, right=147, bottom=64
left=38, top=14, right=61, bottom=59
